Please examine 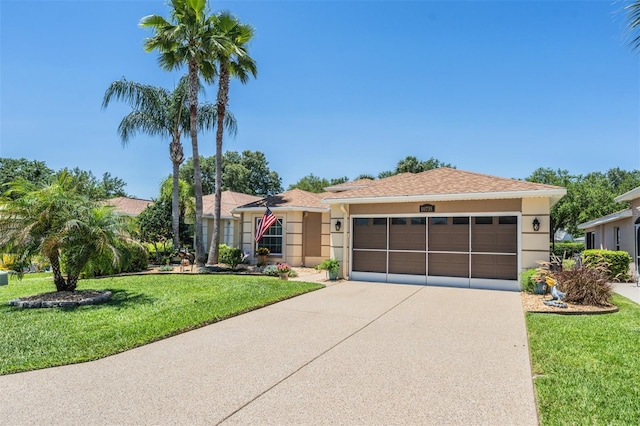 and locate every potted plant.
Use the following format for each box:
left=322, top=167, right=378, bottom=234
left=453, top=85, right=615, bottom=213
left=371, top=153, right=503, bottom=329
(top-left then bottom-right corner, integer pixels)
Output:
left=277, top=263, right=291, bottom=280
left=316, top=258, right=340, bottom=281
left=256, top=247, right=270, bottom=266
